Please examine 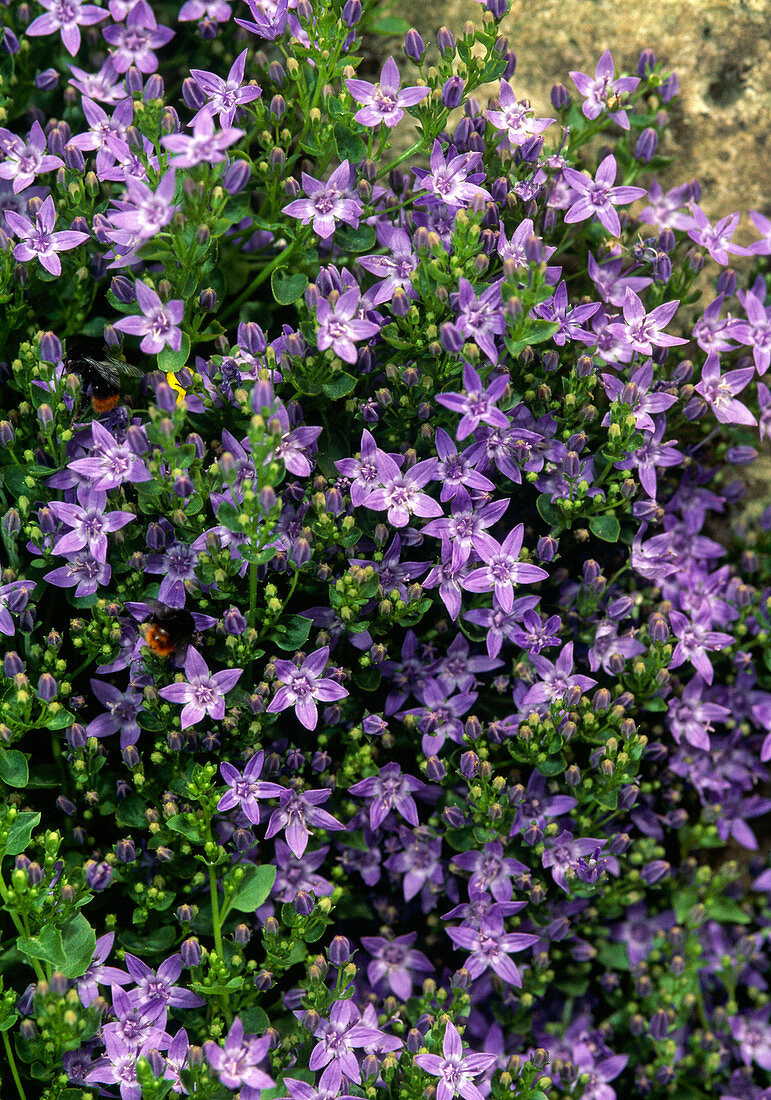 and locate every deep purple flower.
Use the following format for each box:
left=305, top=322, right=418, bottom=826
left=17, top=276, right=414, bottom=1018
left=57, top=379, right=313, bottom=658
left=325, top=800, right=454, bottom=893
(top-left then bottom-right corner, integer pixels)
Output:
left=306, top=999, right=385, bottom=1083
left=521, top=642, right=597, bottom=707
left=452, top=841, right=526, bottom=902
left=465, top=595, right=540, bottom=659
left=0, top=580, right=35, bottom=637
left=85, top=679, right=145, bottom=747
left=124, top=952, right=205, bottom=1020
left=346, top=56, right=429, bottom=128
left=68, top=421, right=152, bottom=490
left=668, top=607, right=733, bottom=685
left=4, top=195, right=89, bottom=276
left=542, top=831, right=608, bottom=893
left=49, top=488, right=134, bottom=562
left=349, top=762, right=425, bottom=830
left=267, top=646, right=348, bottom=730
left=204, top=1017, right=275, bottom=1098
left=77, top=933, right=130, bottom=1007
left=447, top=912, right=539, bottom=985
left=158, top=646, right=243, bottom=728
left=363, top=451, right=441, bottom=528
